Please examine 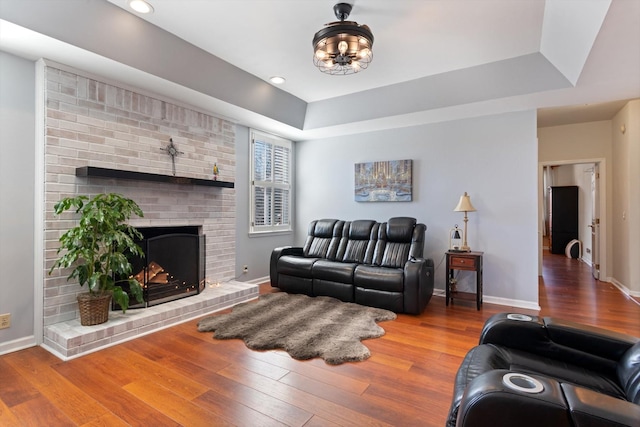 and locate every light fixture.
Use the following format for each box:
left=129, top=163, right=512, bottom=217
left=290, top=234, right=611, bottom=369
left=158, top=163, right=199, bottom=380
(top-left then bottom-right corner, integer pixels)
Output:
left=269, top=76, right=286, bottom=85
left=312, top=3, right=374, bottom=75
left=129, top=0, right=154, bottom=14
left=453, top=192, right=477, bottom=252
